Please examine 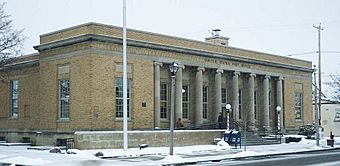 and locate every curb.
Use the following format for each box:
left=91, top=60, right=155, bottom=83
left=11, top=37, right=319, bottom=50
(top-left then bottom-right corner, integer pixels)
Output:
left=163, top=146, right=340, bottom=166
left=230, top=146, right=340, bottom=160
